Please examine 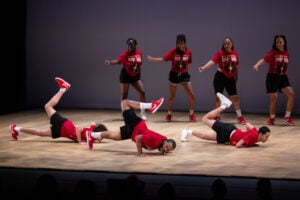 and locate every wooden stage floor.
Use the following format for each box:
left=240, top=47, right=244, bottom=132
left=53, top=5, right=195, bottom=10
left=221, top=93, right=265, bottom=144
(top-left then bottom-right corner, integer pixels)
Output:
left=1, top=109, right=300, bottom=199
